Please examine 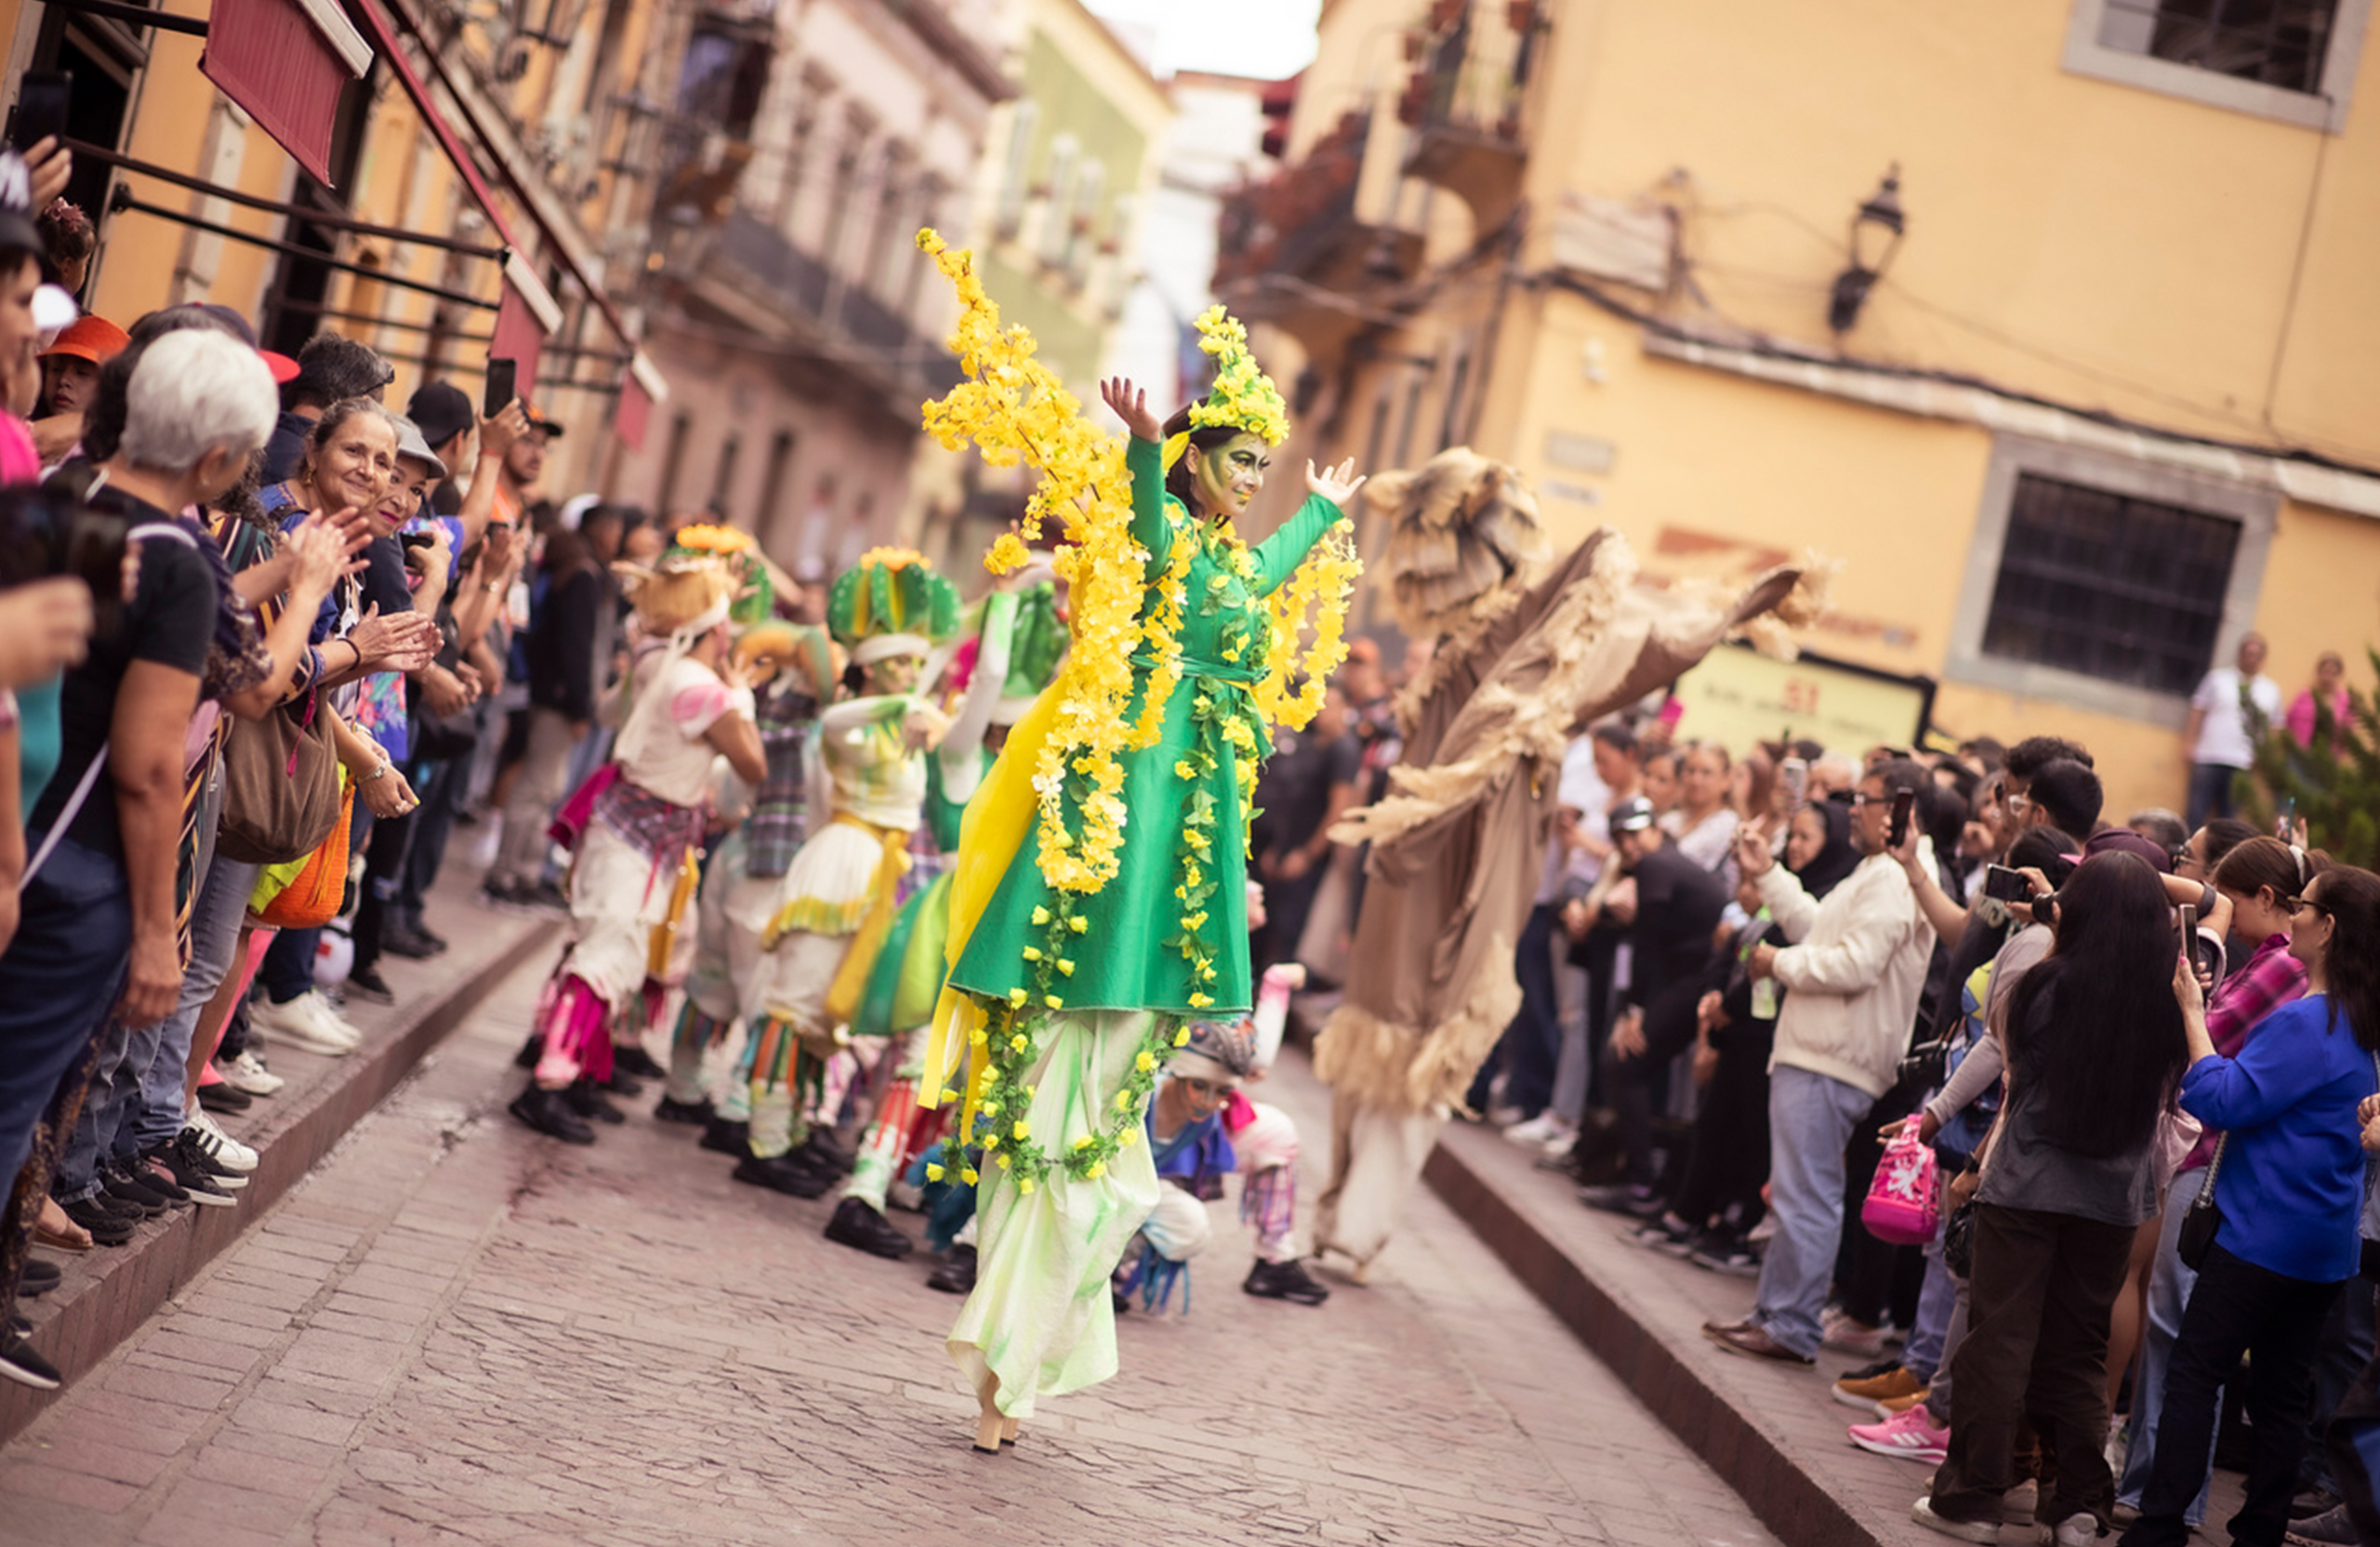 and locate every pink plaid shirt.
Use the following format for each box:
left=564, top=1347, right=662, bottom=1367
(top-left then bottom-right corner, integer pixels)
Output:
left=2180, top=932, right=2308, bottom=1171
